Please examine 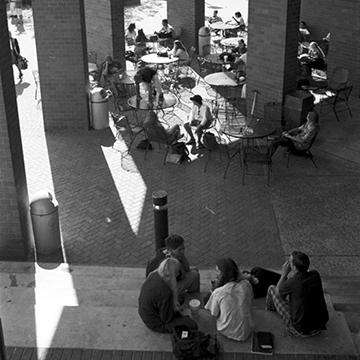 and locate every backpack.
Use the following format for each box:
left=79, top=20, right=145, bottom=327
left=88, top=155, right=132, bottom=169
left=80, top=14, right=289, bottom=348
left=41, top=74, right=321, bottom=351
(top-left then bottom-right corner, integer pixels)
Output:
left=167, top=142, right=190, bottom=164
left=171, top=326, right=219, bottom=360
